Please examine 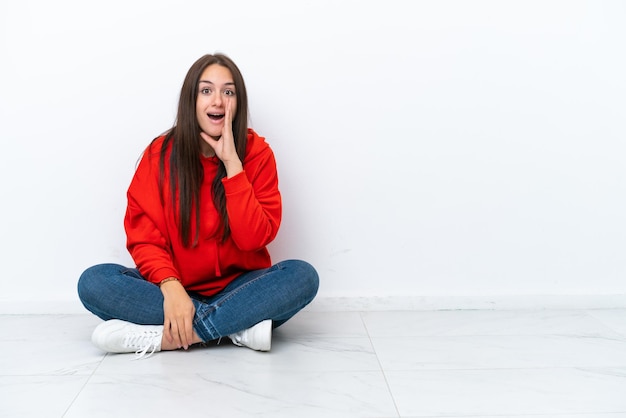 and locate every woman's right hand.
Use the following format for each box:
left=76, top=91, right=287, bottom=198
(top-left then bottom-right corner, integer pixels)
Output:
left=160, top=279, right=196, bottom=350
